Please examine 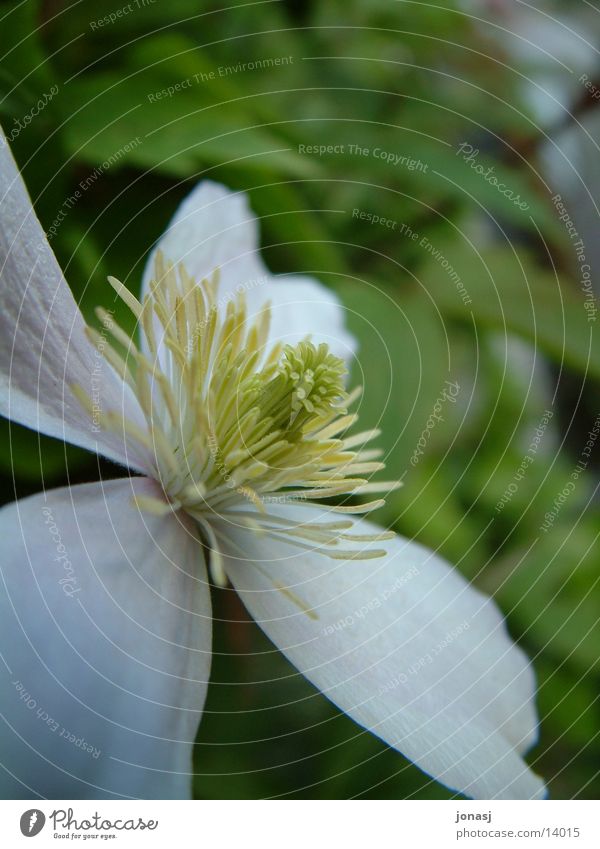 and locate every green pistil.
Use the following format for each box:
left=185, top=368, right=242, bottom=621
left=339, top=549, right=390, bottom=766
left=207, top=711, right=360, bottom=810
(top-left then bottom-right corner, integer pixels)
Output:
left=256, top=341, right=348, bottom=438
